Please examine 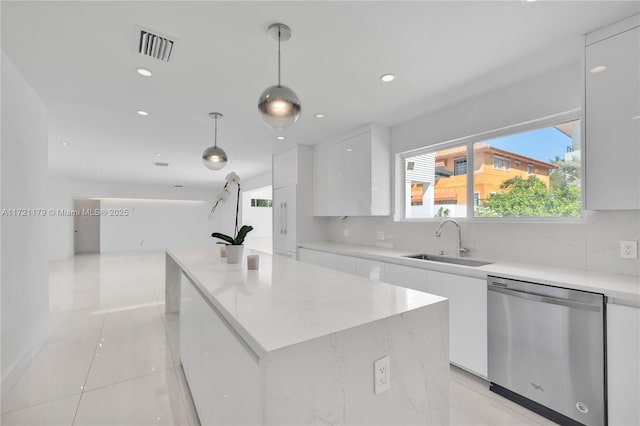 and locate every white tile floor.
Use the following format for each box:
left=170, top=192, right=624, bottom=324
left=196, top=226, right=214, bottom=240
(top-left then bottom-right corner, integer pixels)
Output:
left=1, top=250, right=554, bottom=426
